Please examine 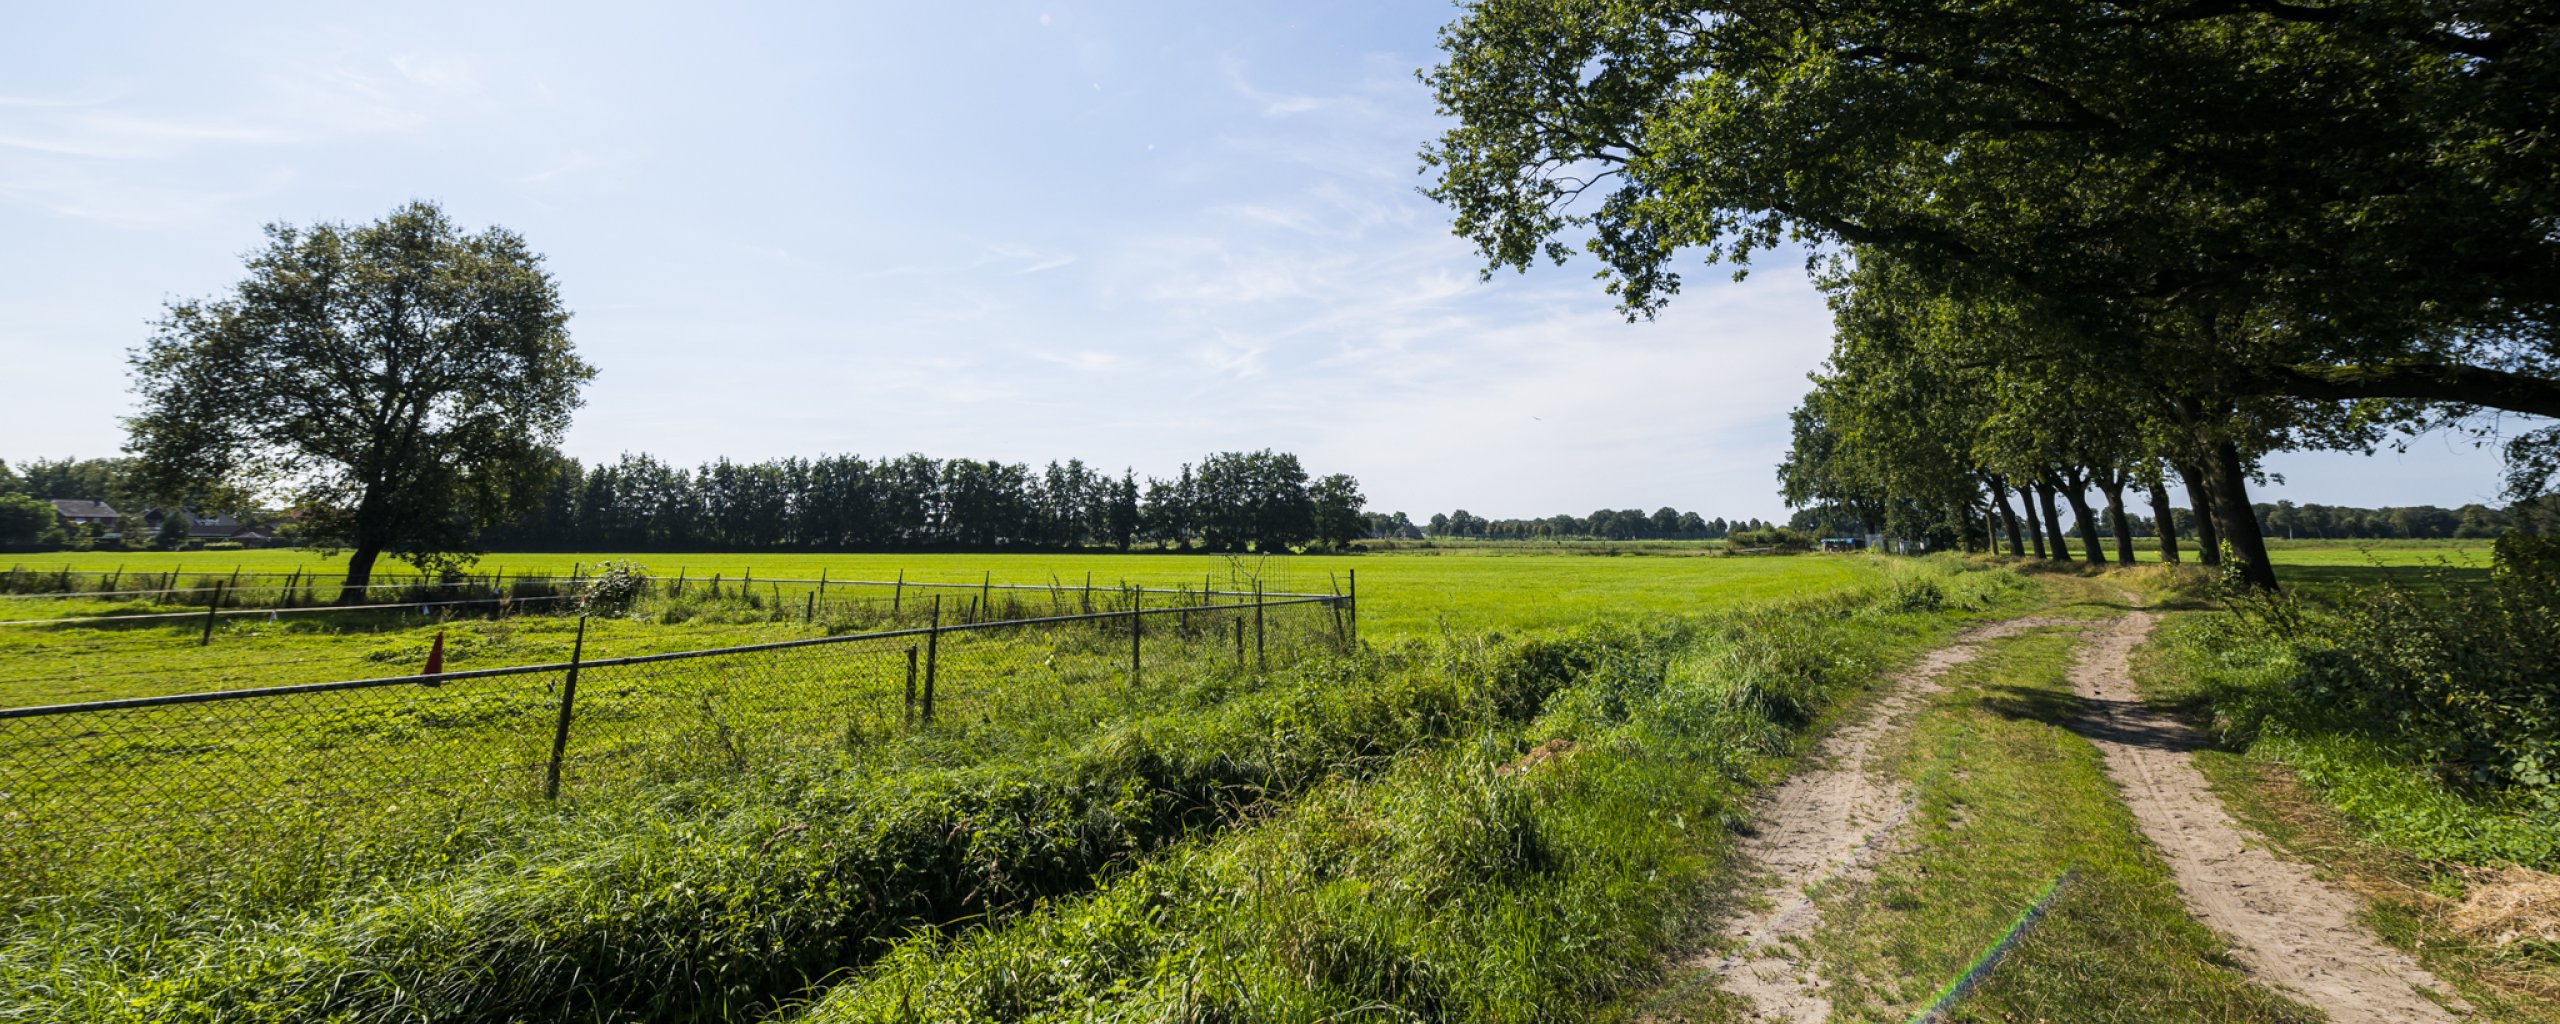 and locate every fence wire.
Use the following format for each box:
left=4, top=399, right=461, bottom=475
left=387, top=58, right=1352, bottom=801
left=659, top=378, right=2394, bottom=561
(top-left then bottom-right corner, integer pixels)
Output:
left=0, top=592, right=1352, bottom=883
